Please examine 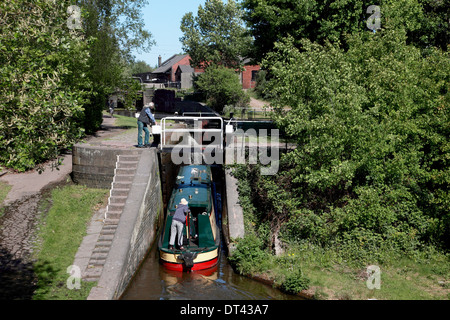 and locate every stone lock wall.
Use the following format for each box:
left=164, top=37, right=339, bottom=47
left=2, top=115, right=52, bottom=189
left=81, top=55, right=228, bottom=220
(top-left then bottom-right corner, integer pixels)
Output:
left=80, top=148, right=164, bottom=300
left=112, top=149, right=165, bottom=299
left=72, top=144, right=143, bottom=189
